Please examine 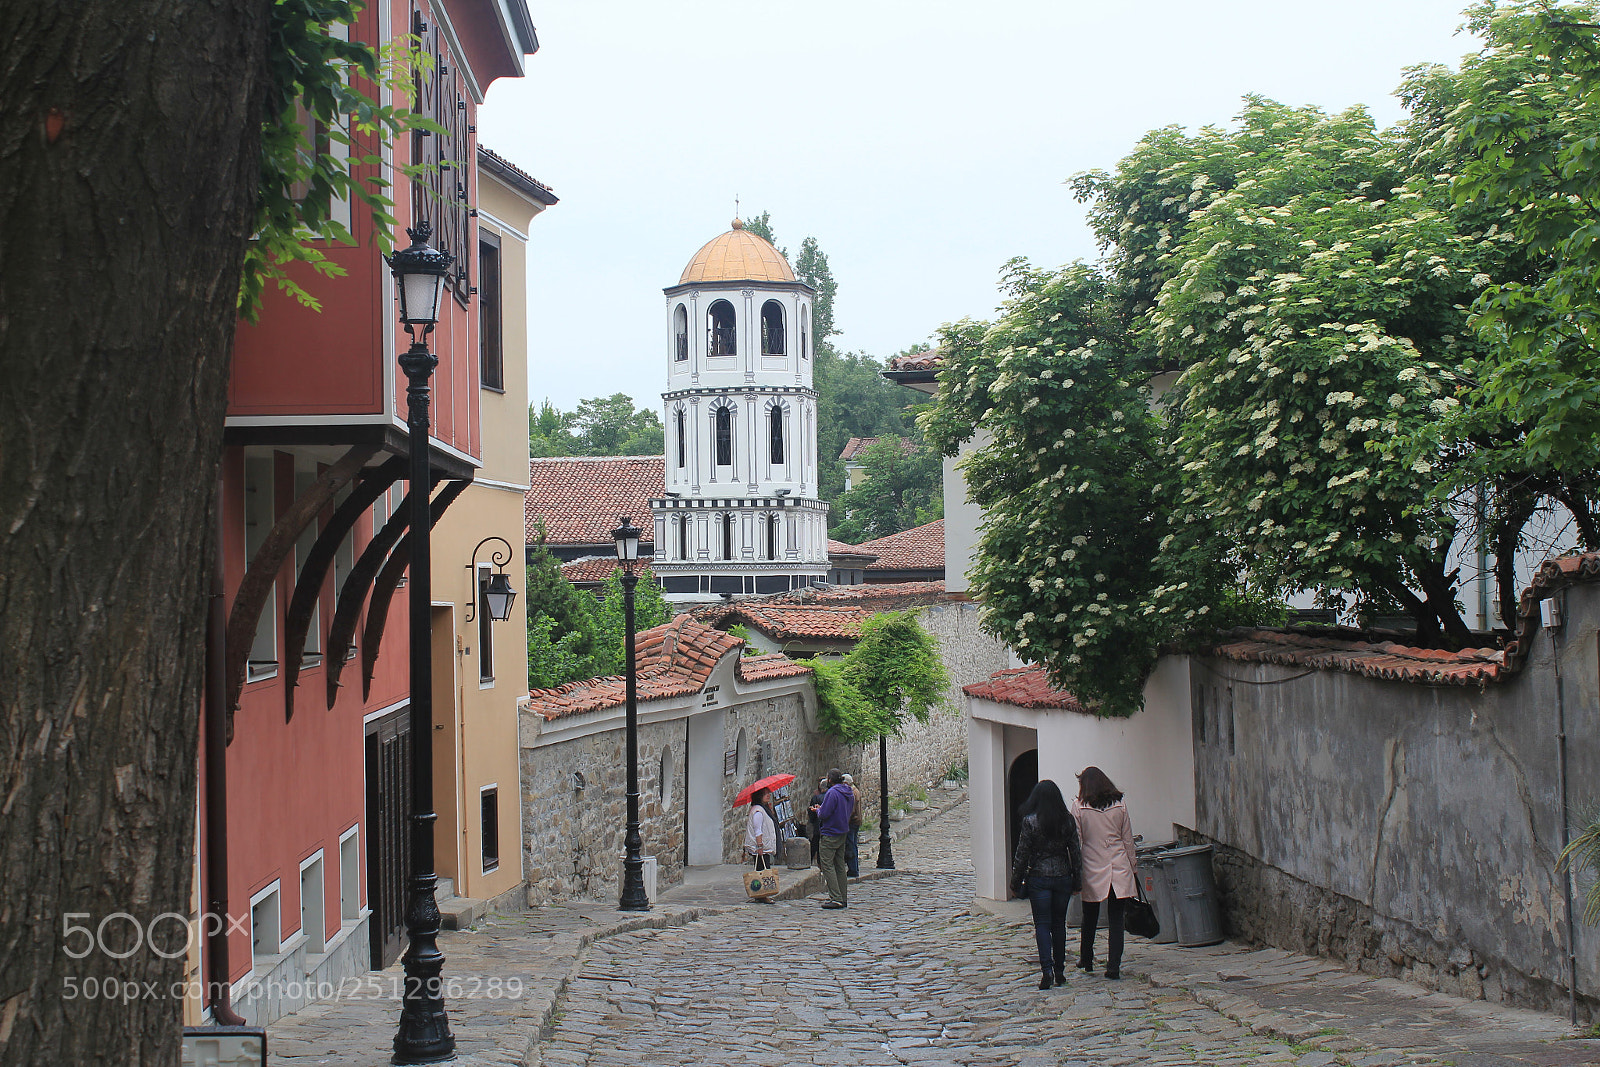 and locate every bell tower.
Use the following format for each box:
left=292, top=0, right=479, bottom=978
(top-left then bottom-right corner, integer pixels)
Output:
left=649, top=220, right=829, bottom=602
